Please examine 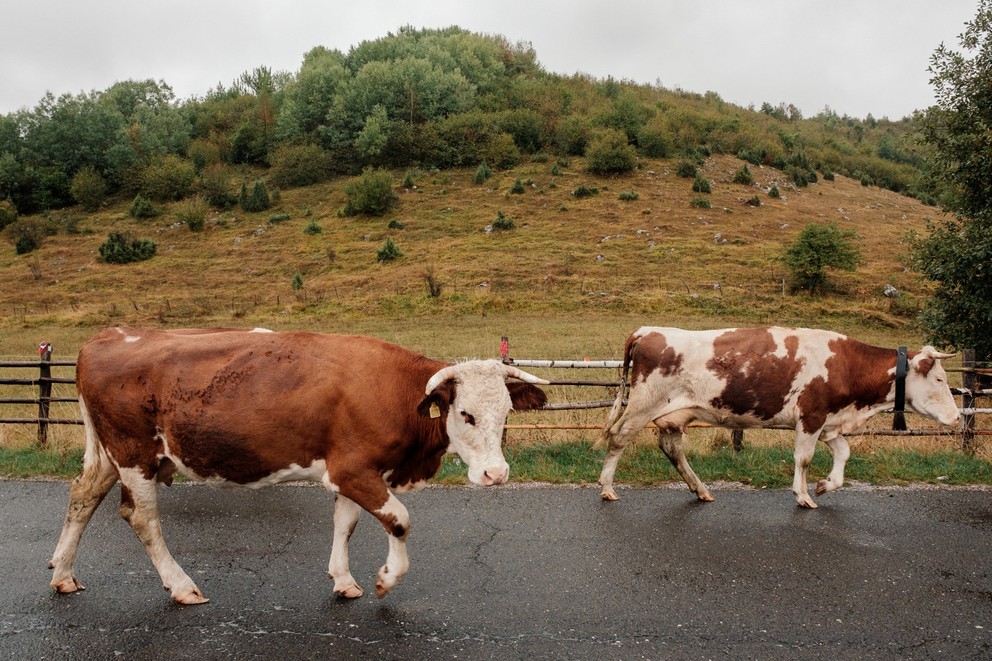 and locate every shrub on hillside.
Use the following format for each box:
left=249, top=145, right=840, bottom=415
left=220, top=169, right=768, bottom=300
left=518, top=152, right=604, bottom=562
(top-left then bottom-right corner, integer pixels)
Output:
left=175, top=196, right=208, bottom=231
left=5, top=218, right=45, bottom=254
left=128, top=194, right=160, bottom=219
left=732, top=164, right=754, bottom=185
left=343, top=168, right=396, bottom=217
left=692, top=175, right=711, bottom=194
left=482, top=132, right=522, bottom=170
left=239, top=179, right=271, bottom=213
left=473, top=161, right=493, bottom=184
left=783, top=222, right=861, bottom=293
left=377, top=237, right=402, bottom=262
left=0, top=199, right=17, bottom=231
left=676, top=161, right=697, bottom=178
left=140, top=155, right=196, bottom=201
left=99, top=231, right=157, bottom=264
left=199, top=164, right=237, bottom=209
left=70, top=166, right=108, bottom=211
left=585, top=129, right=637, bottom=175
left=491, top=211, right=515, bottom=230
left=572, top=185, right=599, bottom=199
left=269, top=144, right=334, bottom=189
